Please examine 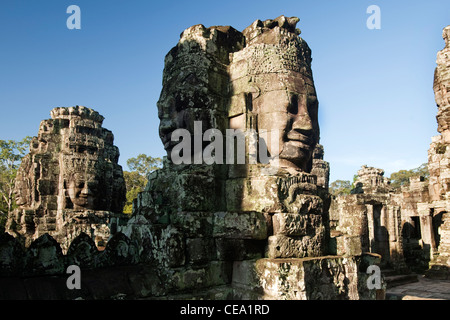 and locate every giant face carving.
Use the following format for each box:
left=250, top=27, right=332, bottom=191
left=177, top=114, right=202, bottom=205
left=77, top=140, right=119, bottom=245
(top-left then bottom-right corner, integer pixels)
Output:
left=253, top=74, right=319, bottom=172
left=66, top=172, right=98, bottom=210
left=158, top=86, right=213, bottom=156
